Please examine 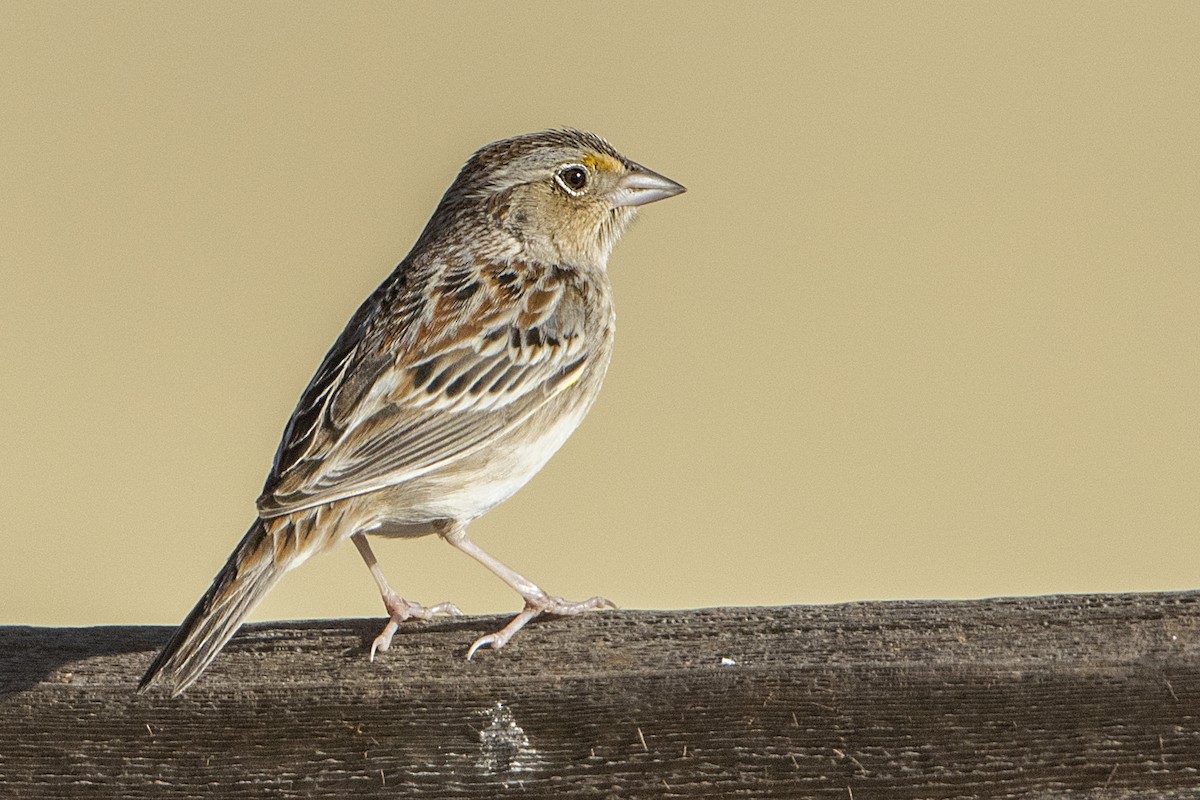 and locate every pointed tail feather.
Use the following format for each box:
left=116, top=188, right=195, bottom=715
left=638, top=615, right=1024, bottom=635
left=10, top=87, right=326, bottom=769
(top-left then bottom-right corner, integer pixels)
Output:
left=139, top=517, right=296, bottom=696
